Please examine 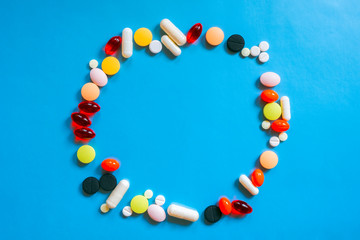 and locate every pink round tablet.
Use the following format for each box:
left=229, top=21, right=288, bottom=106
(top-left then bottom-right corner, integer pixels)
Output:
left=90, top=68, right=108, bottom=87
left=260, top=72, right=281, bottom=87
left=147, top=204, right=166, bottom=222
